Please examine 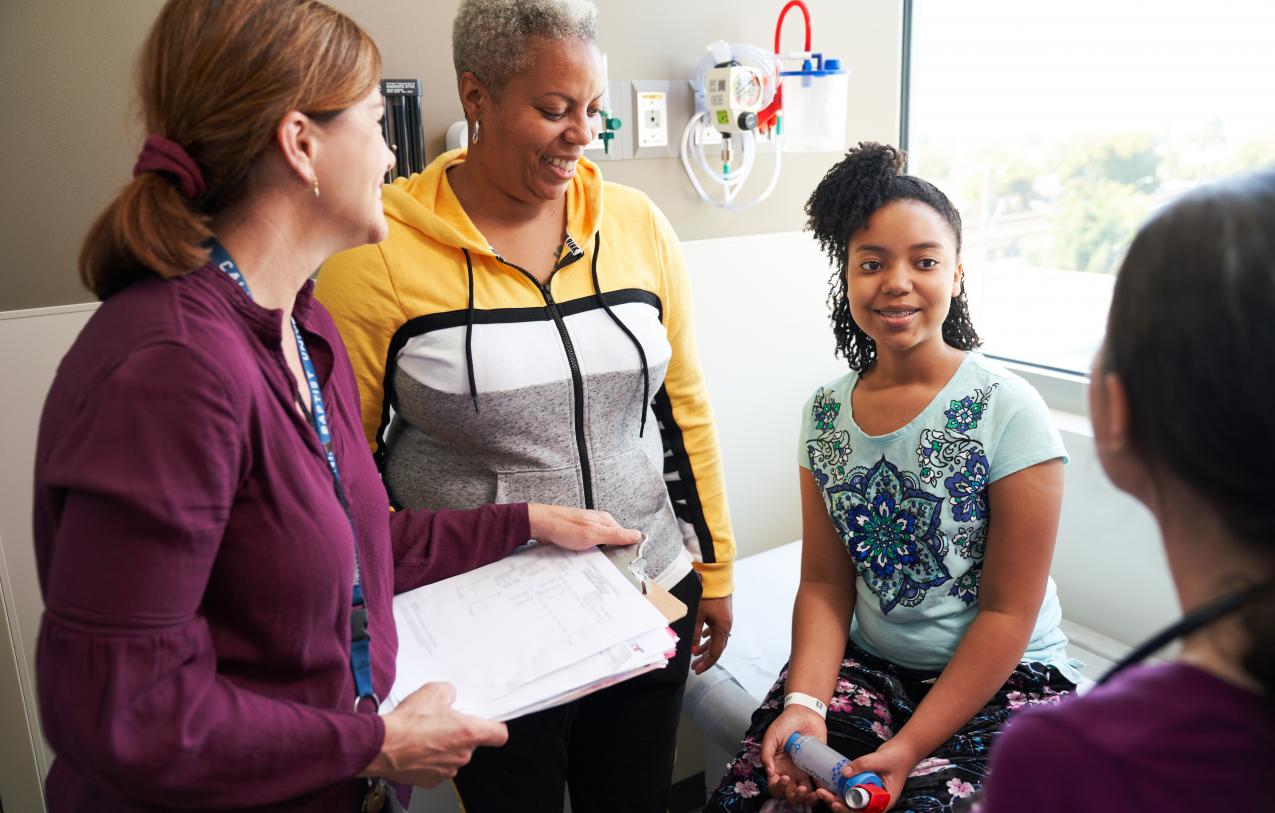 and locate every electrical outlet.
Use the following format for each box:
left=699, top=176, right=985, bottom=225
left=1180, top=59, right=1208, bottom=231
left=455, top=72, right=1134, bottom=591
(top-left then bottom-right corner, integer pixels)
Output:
left=637, top=91, right=668, bottom=148
left=631, top=80, right=676, bottom=158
